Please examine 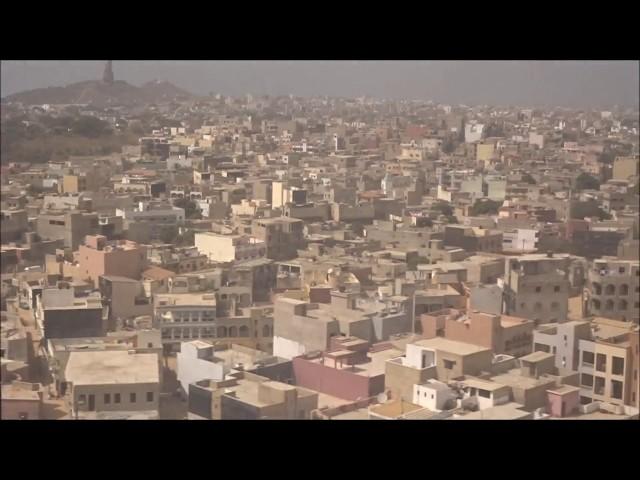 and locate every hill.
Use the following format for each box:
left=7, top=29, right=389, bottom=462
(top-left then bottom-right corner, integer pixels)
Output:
left=3, top=79, right=195, bottom=107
